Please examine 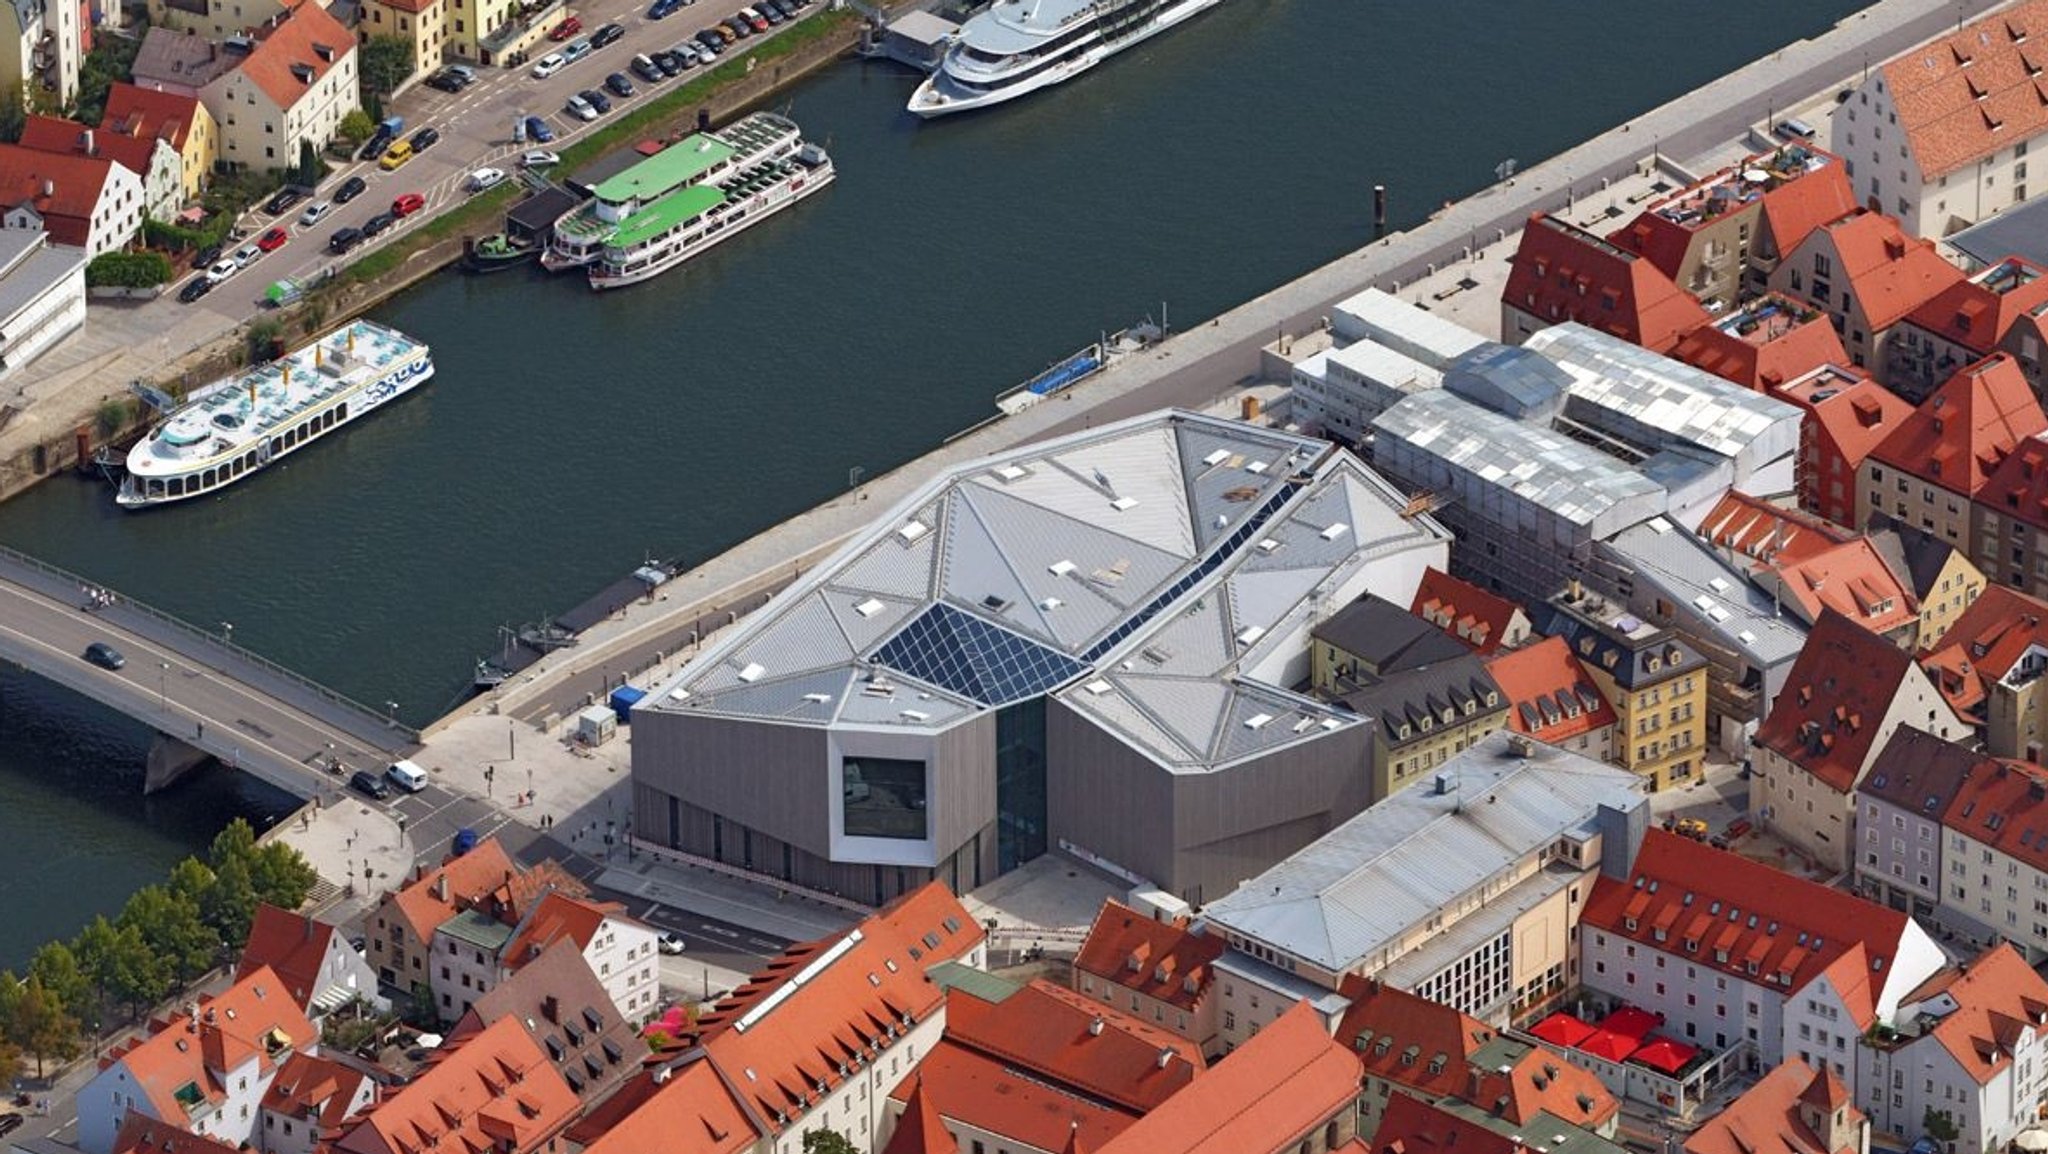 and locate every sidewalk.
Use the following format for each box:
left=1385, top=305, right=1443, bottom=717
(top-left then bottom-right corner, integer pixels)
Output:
left=268, top=792, right=412, bottom=926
